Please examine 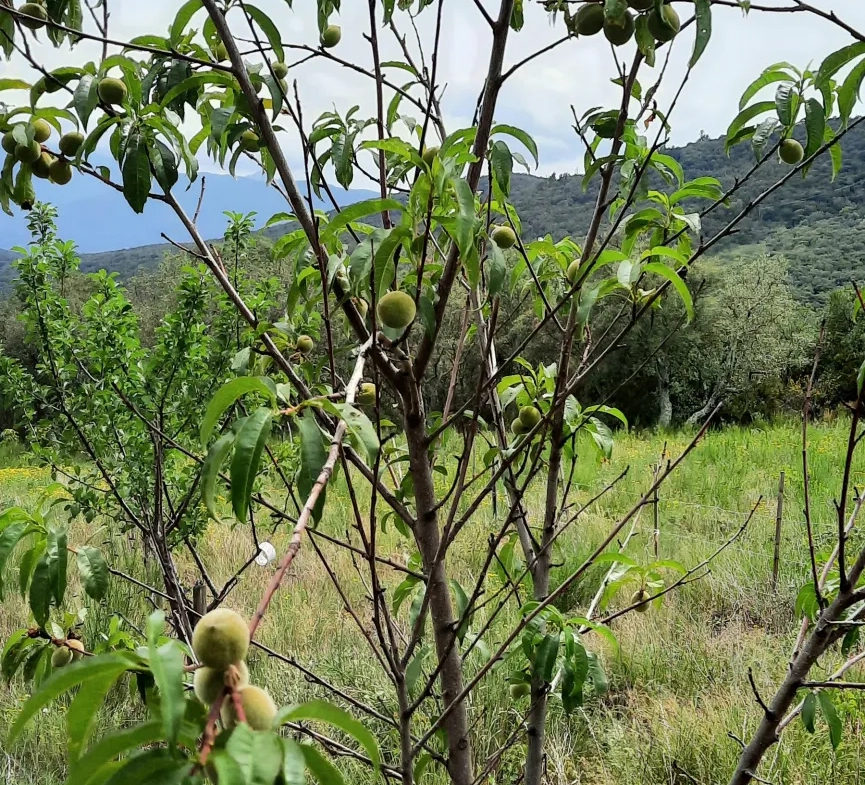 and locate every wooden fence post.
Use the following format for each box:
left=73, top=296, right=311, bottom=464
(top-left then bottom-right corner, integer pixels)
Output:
left=772, top=471, right=785, bottom=592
